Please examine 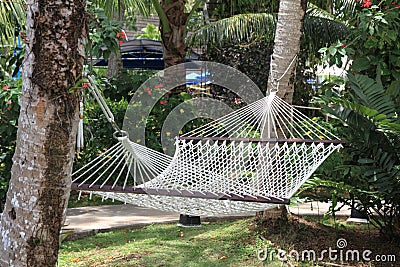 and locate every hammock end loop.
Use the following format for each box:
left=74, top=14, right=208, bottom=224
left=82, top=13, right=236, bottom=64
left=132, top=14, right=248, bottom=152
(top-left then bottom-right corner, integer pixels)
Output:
left=113, top=130, right=129, bottom=140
